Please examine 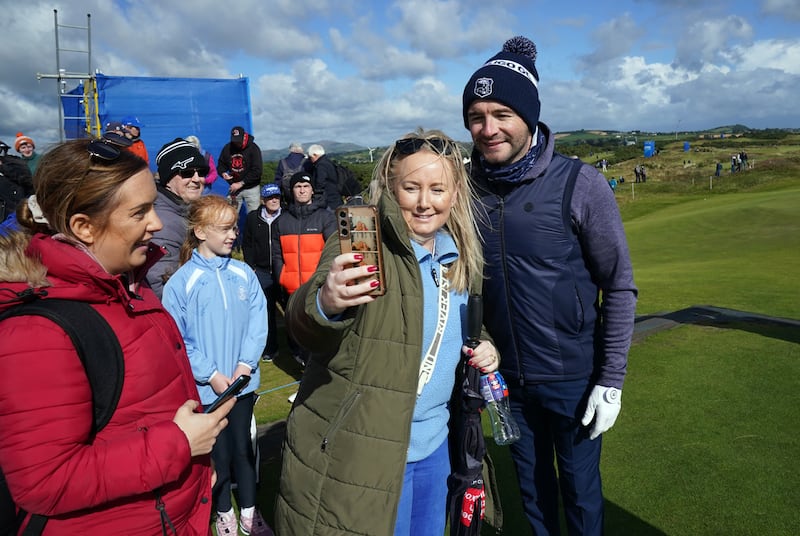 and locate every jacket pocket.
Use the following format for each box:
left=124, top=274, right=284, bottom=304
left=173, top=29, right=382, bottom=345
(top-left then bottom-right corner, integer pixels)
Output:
left=320, top=390, right=361, bottom=452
